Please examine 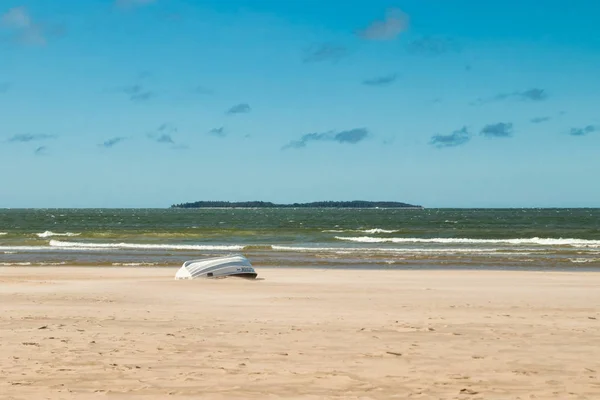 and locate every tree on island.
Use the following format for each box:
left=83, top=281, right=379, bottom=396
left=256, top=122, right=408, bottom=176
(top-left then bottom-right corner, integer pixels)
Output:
left=170, top=200, right=422, bottom=209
